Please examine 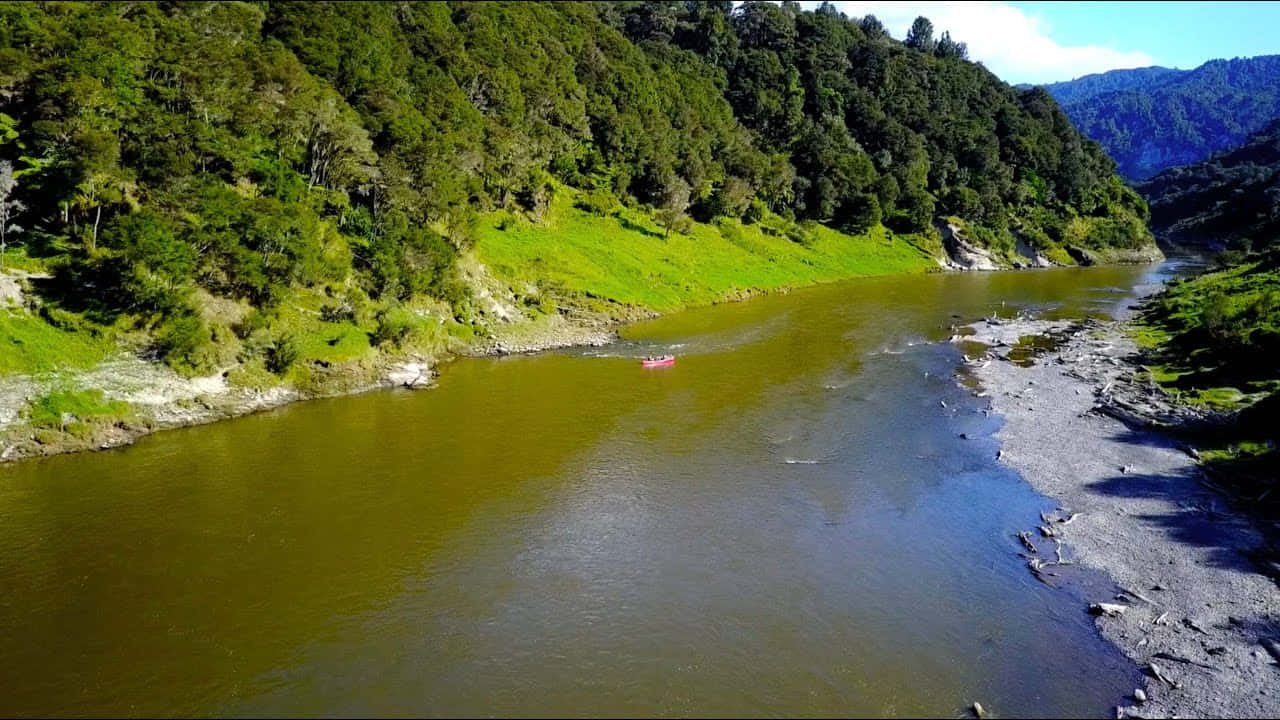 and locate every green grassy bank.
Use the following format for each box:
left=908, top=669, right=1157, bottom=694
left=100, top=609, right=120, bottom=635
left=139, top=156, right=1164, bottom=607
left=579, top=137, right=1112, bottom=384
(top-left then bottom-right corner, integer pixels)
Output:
left=473, top=191, right=940, bottom=316
left=1131, top=250, right=1280, bottom=504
